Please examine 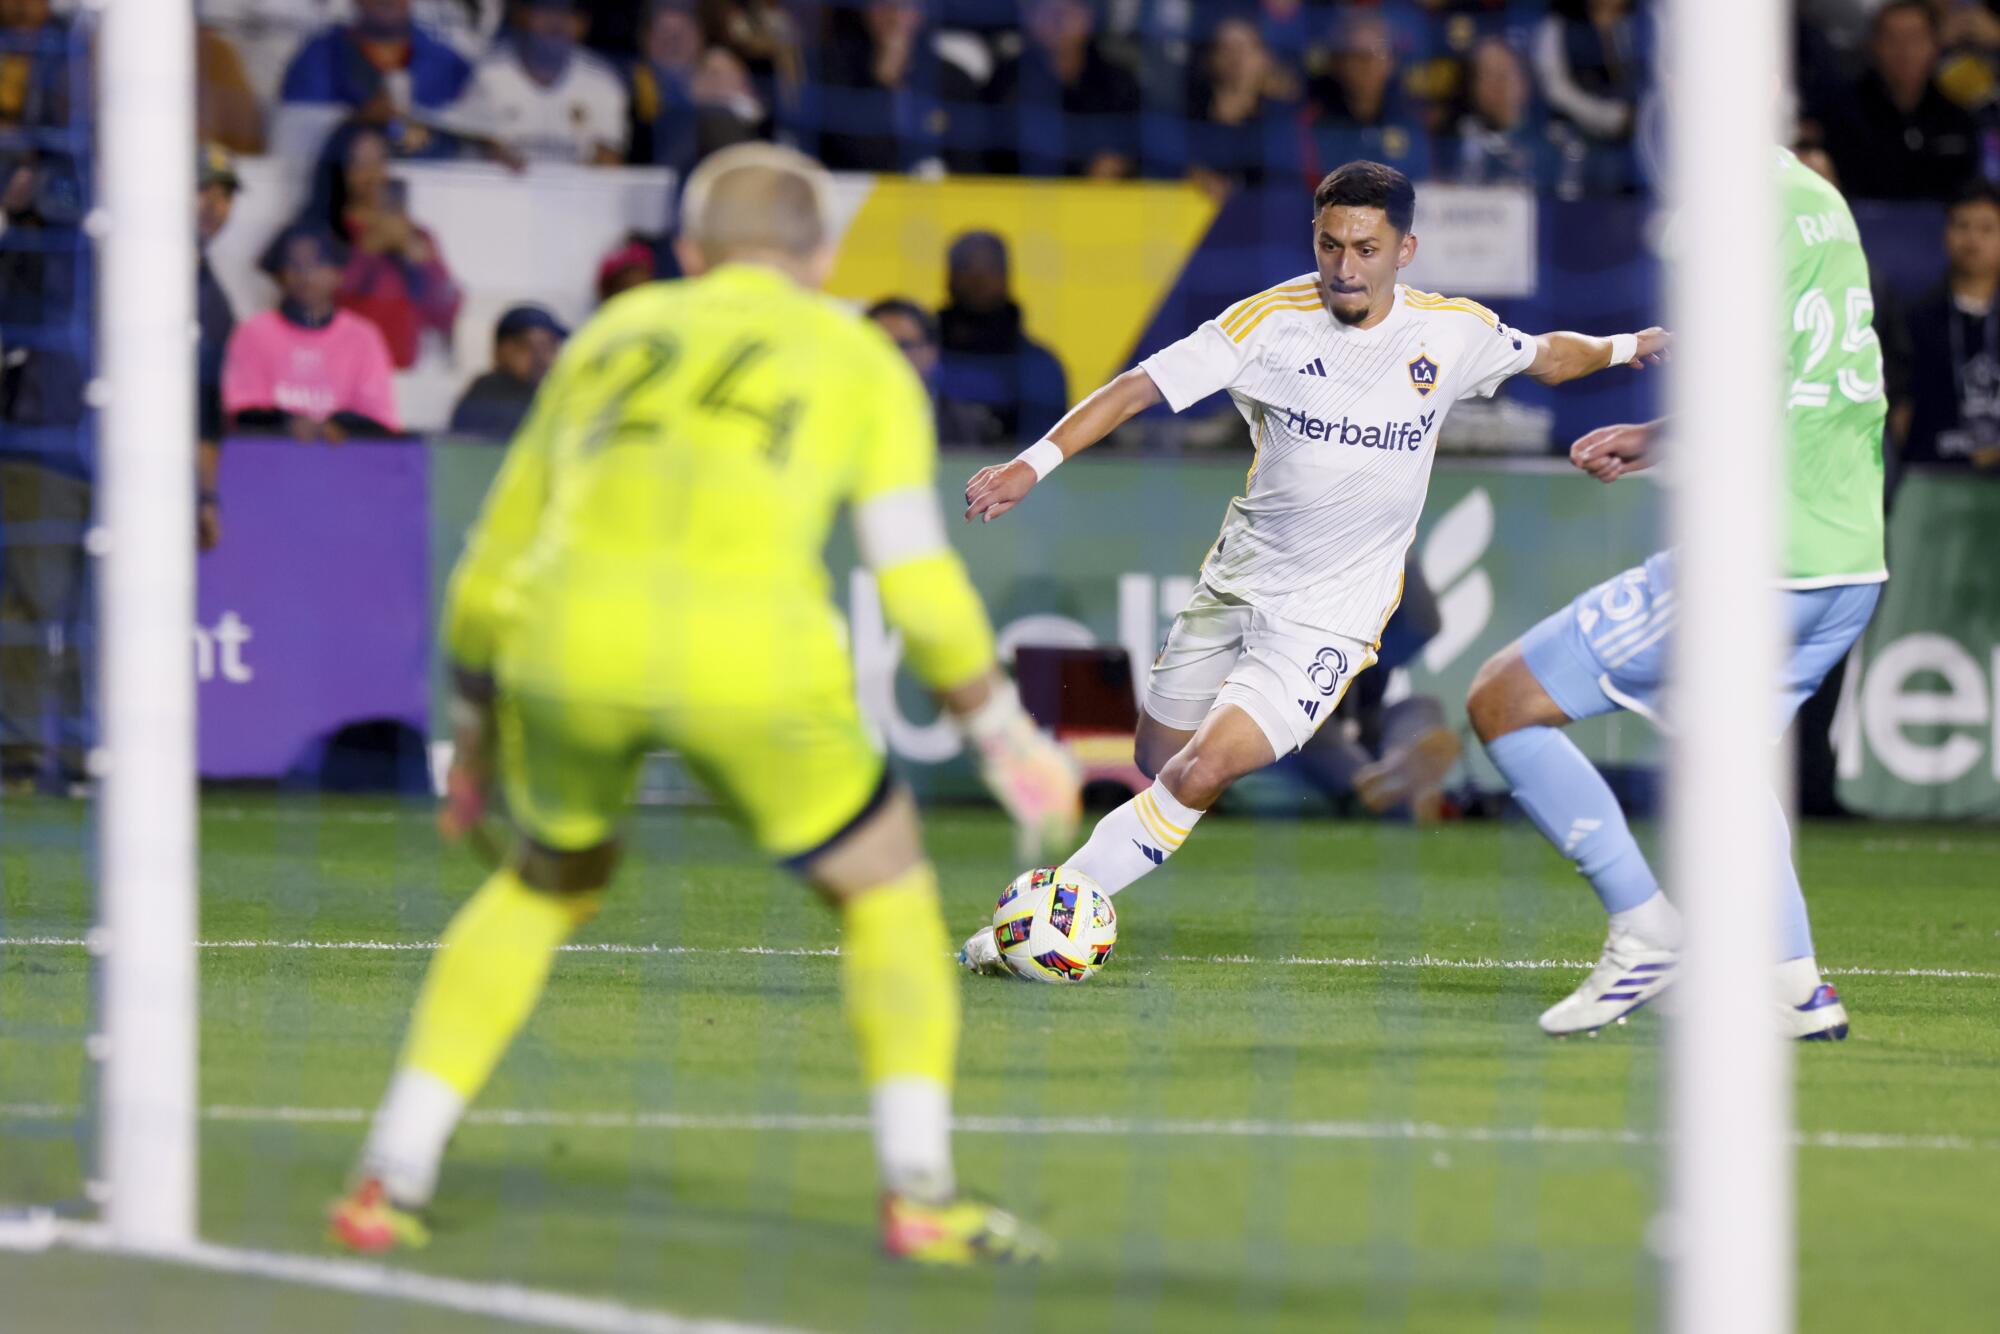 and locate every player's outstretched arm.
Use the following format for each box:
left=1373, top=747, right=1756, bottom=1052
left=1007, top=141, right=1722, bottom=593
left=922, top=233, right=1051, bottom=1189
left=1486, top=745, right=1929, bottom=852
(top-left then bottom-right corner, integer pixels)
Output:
left=963, top=367, right=1165, bottom=523
left=1570, top=419, right=1666, bottom=483
left=1525, top=327, right=1671, bottom=385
